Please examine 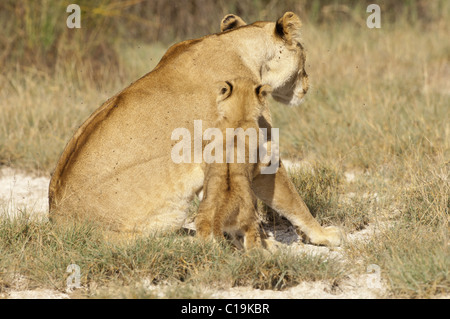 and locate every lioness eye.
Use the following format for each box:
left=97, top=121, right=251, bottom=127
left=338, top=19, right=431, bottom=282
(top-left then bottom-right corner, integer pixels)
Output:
left=255, top=85, right=262, bottom=95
